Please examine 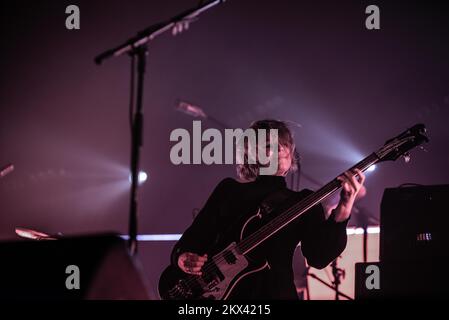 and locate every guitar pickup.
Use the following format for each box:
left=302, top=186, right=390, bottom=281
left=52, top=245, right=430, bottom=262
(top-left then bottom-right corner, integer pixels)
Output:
left=201, top=260, right=225, bottom=283
left=223, top=250, right=237, bottom=264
